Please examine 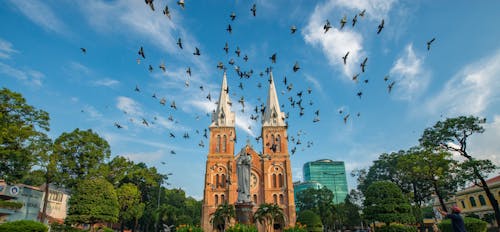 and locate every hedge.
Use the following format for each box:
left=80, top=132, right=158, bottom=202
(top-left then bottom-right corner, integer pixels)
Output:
left=0, top=200, right=23, bottom=210
left=226, top=223, right=258, bottom=232
left=376, top=224, right=417, bottom=232
left=0, top=220, right=48, bottom=232
left=438, top=217, right=487, bottom=232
